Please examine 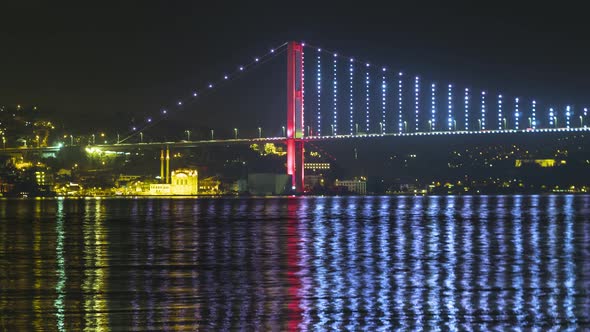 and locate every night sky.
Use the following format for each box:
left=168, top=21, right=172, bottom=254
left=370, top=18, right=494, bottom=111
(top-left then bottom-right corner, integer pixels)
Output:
left=2, top=2, right=589, bottom=135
